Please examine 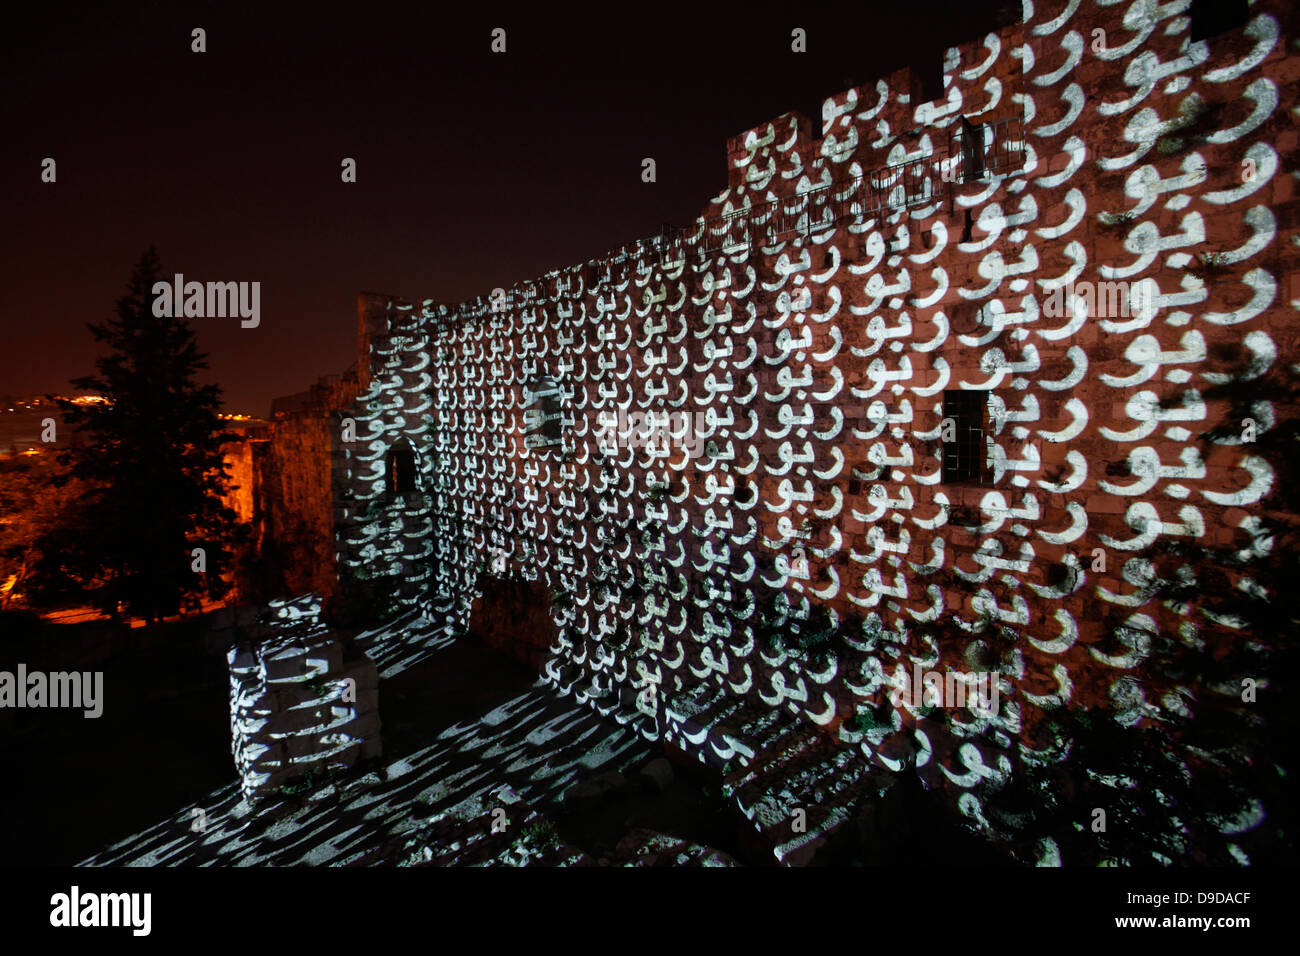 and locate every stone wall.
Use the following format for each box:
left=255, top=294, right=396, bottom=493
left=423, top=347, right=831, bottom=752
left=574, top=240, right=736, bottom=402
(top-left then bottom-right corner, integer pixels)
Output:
left=224, top=594, right=380, bottom=801
left=257, top=373, right=362, bottom=604
left=295, top=0, right=1294, bottom=853
left=467, top=574, right=559, bottom=672
left=219, top=424, right=261, bottom=527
